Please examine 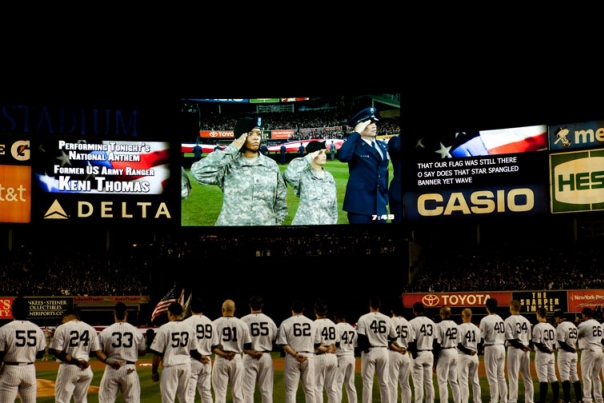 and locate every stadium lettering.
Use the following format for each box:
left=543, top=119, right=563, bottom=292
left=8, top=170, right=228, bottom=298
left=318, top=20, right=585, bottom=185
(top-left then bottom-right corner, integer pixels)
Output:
left=0, top=309, right=10, bottom=317
left=0, top=184, right=27, bottom=201
left=77, top=201, right=172, bottom=219
left=0, top=104, right=139, bottom=137
left=574, top=128, right=604, bottom=145
left=557, top=171, right=604, bottom=191
left=440, top=294, right=491, bottom=306
left=0, top=144, right=4, bottom=155
left=417, top=188, right=534, bottom=216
